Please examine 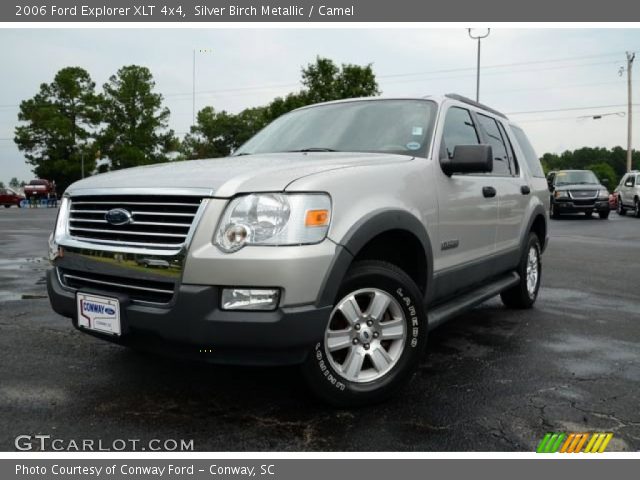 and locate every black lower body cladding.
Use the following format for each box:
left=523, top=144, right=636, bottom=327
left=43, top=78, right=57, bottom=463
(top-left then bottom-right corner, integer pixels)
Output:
left=47, top=269, right=332, bottom=366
